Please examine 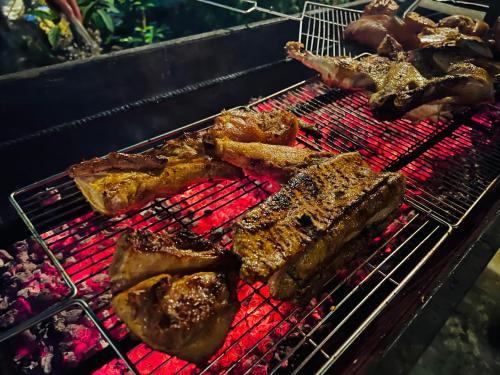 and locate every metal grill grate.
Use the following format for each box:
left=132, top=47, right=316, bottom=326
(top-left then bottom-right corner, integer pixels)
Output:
left=402, top=123, right=500, bottom=226
left=298, top=3, right=362, bottom=57
left=12, top=76, right=487, bottom=373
